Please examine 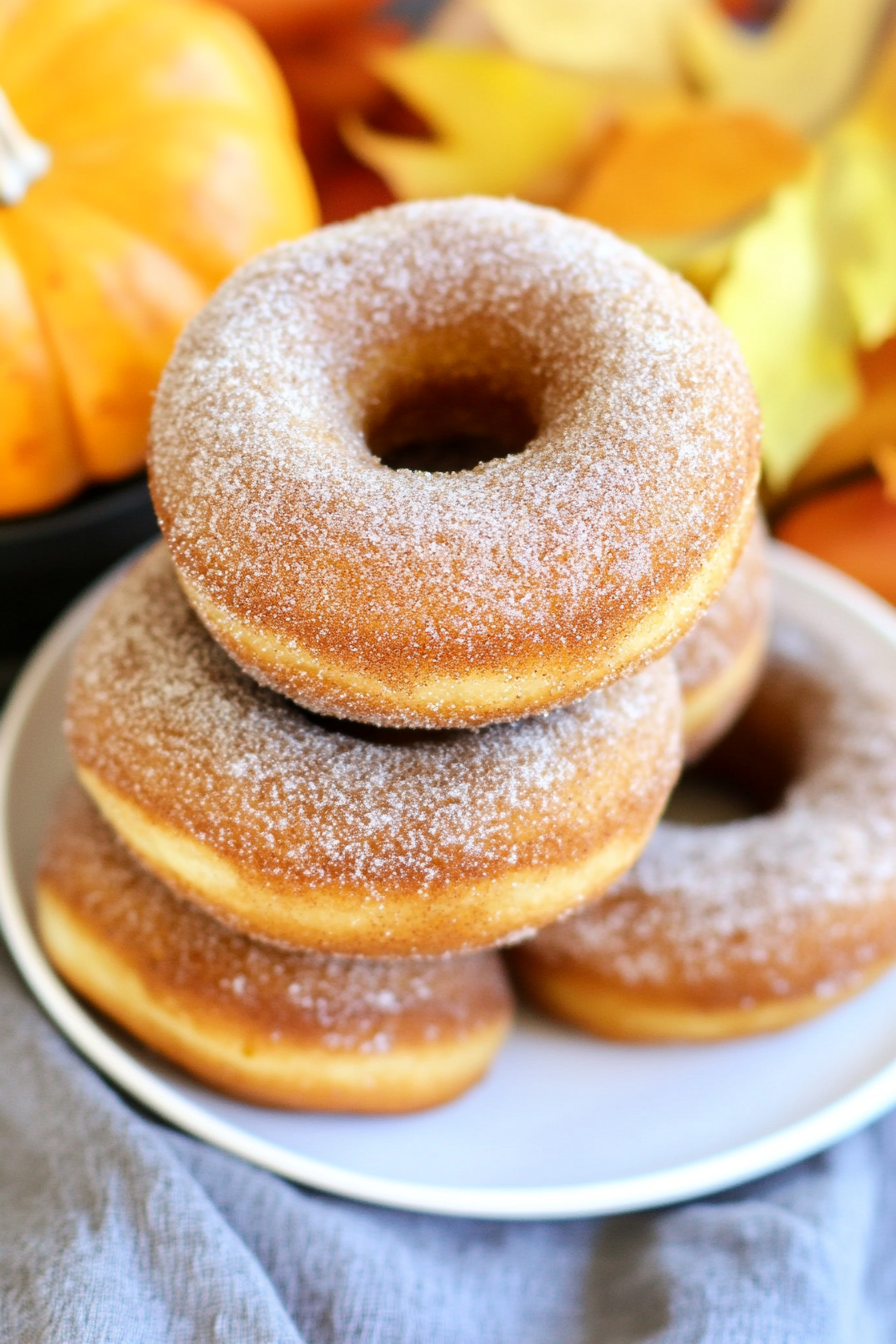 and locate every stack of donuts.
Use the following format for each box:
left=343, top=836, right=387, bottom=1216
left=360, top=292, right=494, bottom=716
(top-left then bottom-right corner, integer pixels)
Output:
left=37, top=197, right=896, bottom=1113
